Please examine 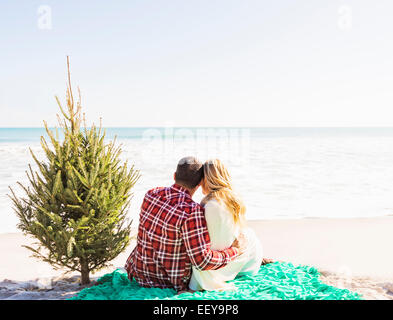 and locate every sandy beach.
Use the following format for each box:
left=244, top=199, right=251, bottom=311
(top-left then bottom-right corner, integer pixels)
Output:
left=1, top=217, right=392, bottom=300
